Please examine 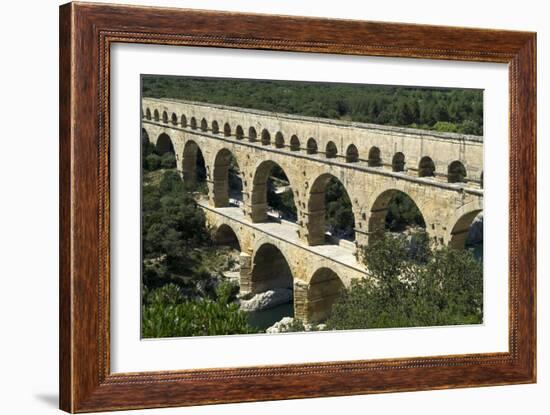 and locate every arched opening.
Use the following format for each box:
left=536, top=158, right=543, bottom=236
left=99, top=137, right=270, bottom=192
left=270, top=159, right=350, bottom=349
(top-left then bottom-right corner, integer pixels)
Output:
left=392, top=152, right=406, bottom=172
left=290, top=135, right=300, bottom=151
left=261, top=129, right=271, bottom=146
left=181, top=114, right=187, bottom=128
left=211, top=120, right=219, bottom=134
left=223, top=122, right=231, bottom=137
left=171, top=113, right=178, bottom=125
left=155, top=133, right=176, bottom=169
left=368, top=189, right=426, bottom=241
left=141, top=128, right=156, bottom=169
left=345, top=144, right=359, bottom=163
left=162, top=111, right=168, bottom=123
left=250, top=243, right=293, bottom=293
left=236, top=125, right=244, bottom=140
left=307, top=174, right=355, bottom=245
left=213, top=224, right=241, bottom=251
left=368, top=146, right=382, bottom=167
left=153, top=109, right=160, bottom=121
left=448, top=160, right=467, bottom=183
left=190, top=117, right=197, bottom=129
left=306, top=138, right=318, bottom=155
left=182, top=140, right=207, bottom=193
left=248, top=126, right=257, bottom=142
left=449, top=210, right=483, bottom=257
left=306, top=268, right=344, bottom=323
left=200, top=118, right=208, bottom=132
left=212, top=149, right=243, bottom=207
left=250, top=161, right=297, bottom=223
left=145, top=108, right=151, bottom=120
left=326, top=141, right=338, bottom=159
left=418, top=156, right=436, bottom=177
left=275, top=132, right=284, bottom=148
